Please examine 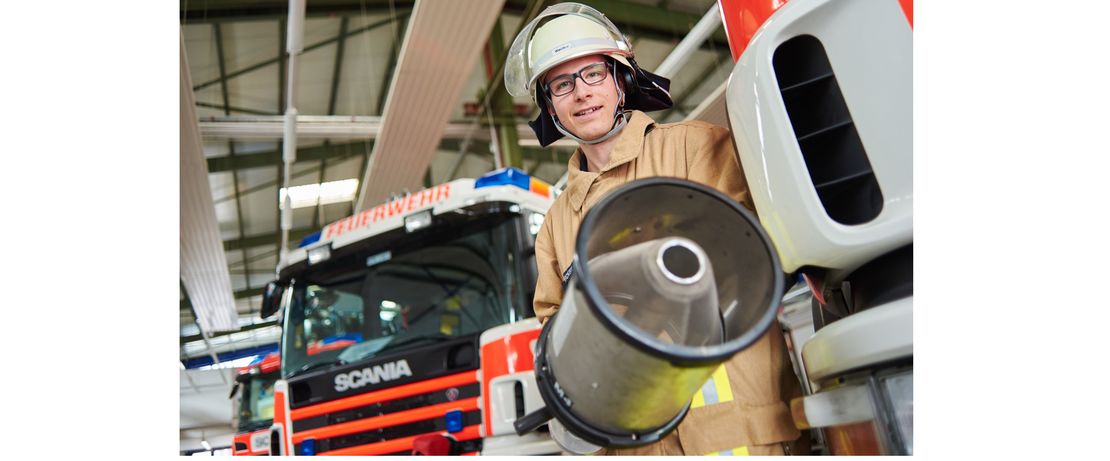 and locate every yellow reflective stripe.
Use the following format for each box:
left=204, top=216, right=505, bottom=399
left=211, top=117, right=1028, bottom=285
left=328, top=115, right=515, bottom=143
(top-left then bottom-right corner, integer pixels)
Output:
left=691, top=386, right=707, bottom=408
left=691, top=364, right=731, bottom=409
left=690, top=366, right=747, bottom=455
left=712, top=363, right=733, bottom=403
left=705, top=446, right=749, bottom=456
